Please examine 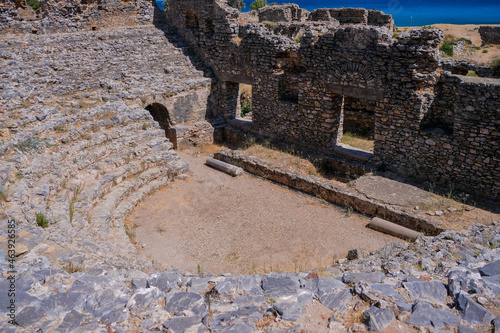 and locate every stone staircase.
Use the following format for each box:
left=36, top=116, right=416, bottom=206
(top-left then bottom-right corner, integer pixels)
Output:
left=0, top=25, right=211, bottom=271
left=1, top=98, right=189, bottom=270
left=0, top=25, right=210, bottom=111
